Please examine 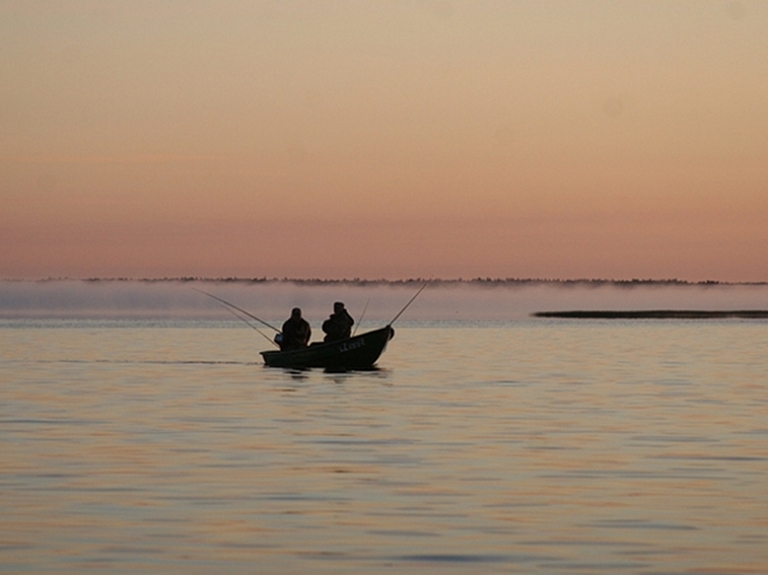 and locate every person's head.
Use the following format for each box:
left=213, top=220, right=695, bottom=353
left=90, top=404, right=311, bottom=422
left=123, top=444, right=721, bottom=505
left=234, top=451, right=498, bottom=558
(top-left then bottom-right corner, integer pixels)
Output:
left=291, top=307, right=302, bottom=319
left=333, top=302, right=345, bottom=313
